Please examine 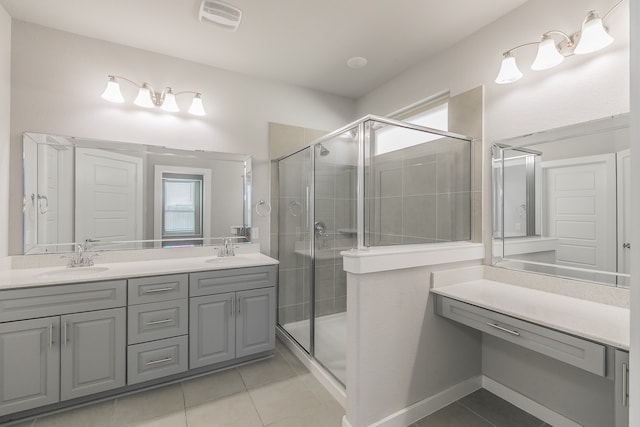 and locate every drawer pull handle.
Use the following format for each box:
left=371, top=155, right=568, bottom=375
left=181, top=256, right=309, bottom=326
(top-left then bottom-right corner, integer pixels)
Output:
left=146, top=318, right=173, bottom=326
left=144, top=287, right=175, bottom=293
left=622, top=362, right=629, bottom=407
left=487, top=322, right=520, bottom=336
left=145, top=357, right=173, bottom=366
